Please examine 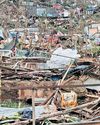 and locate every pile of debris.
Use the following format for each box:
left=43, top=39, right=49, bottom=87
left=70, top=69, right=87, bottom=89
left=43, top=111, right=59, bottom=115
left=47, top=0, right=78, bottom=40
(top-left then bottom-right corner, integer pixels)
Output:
left=0, top=0, right=100, bottom=125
